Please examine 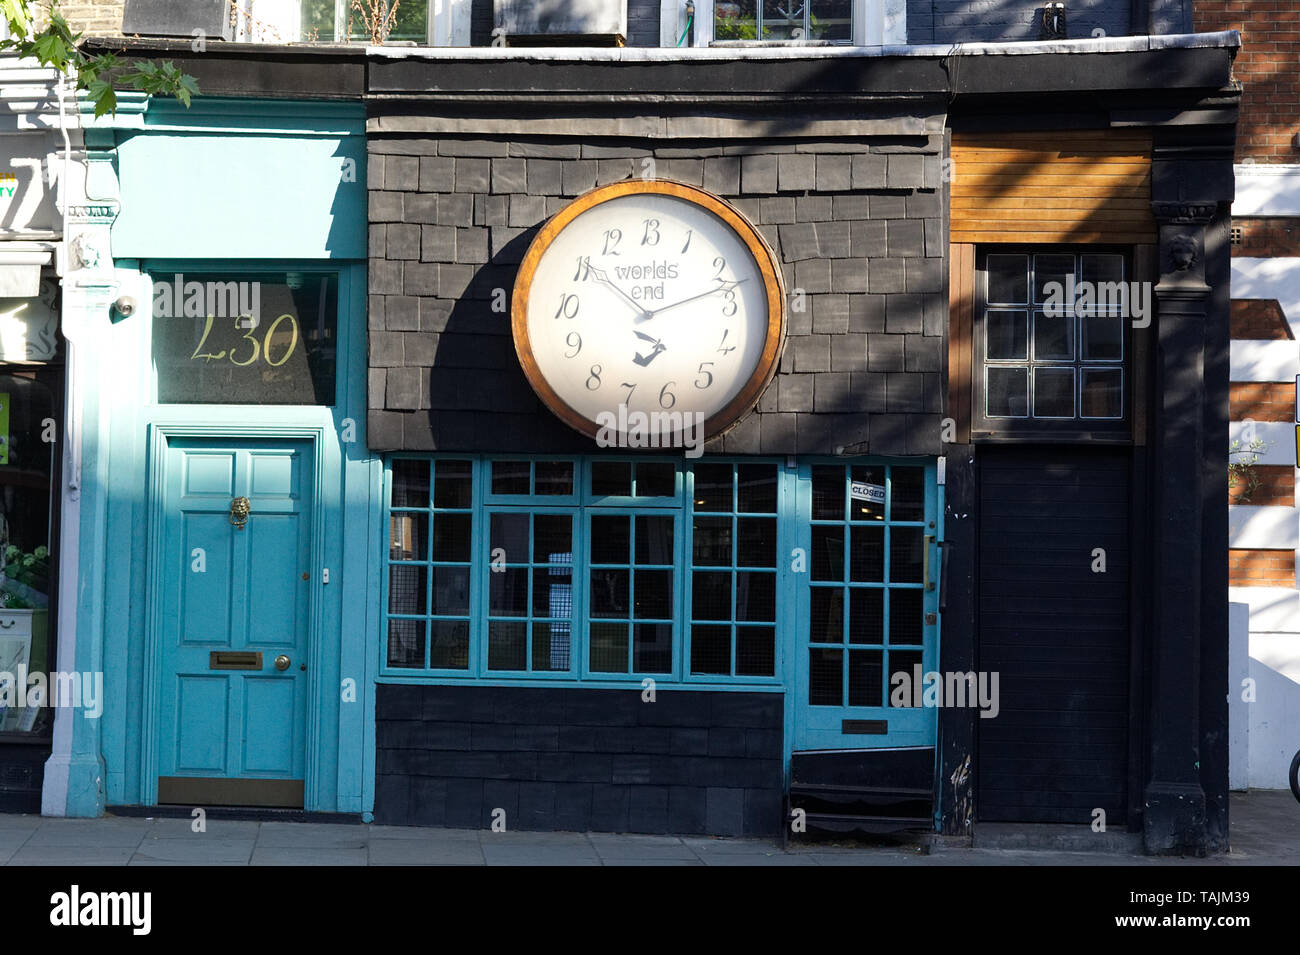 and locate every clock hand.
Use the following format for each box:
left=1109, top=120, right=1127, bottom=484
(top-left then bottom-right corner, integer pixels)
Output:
left=588, top=265, right=651, bottom=321
left=632, top=330, right=667, bottom=367
left=637, top=278, right=748, bottom=323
